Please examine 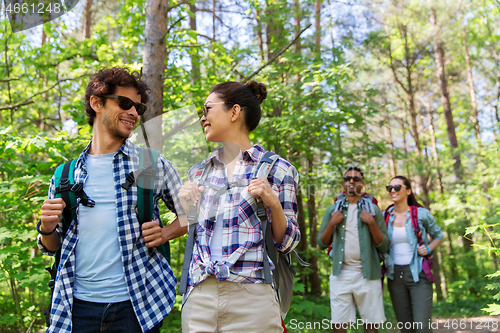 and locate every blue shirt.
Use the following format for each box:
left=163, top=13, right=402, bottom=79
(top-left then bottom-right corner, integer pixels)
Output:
left=74, top=153, right=129, bottom=302
left=386, top=206, right=444, bottom=282
left=37, top=140, right=184, bottom=333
